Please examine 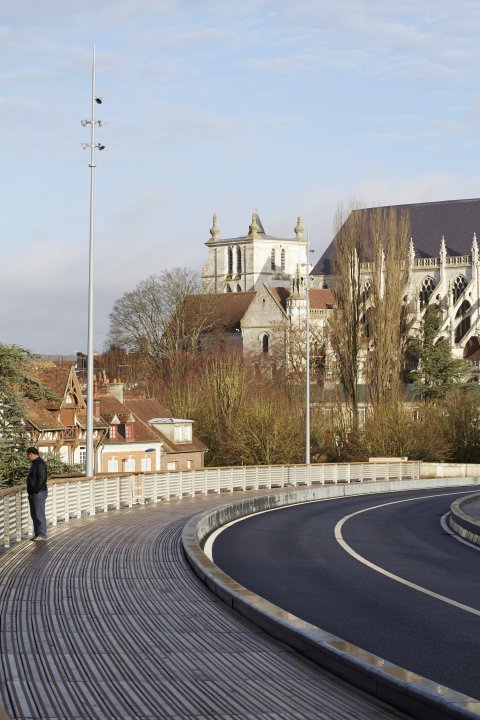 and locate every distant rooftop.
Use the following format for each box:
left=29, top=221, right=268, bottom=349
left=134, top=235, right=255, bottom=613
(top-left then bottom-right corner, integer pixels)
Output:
left=148, top=418, right=192, bottom=424
left=312, top=198, right=480, bottom=275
